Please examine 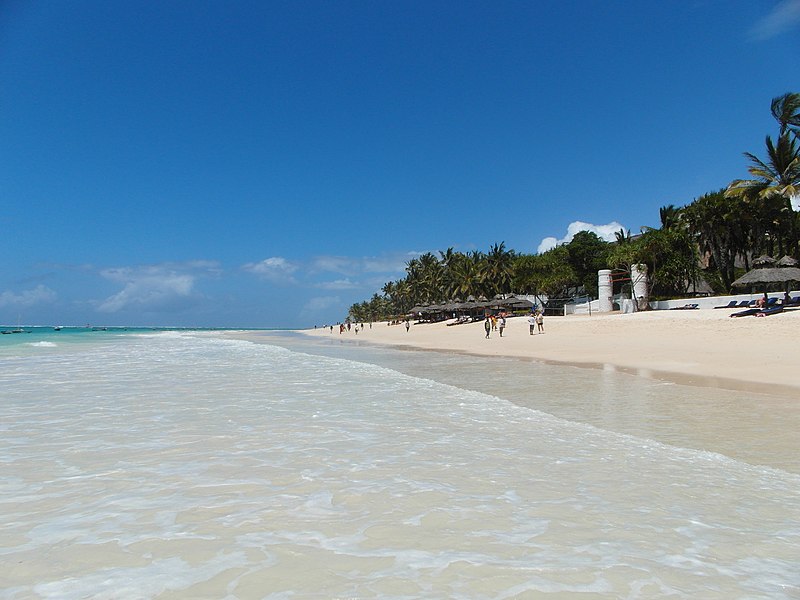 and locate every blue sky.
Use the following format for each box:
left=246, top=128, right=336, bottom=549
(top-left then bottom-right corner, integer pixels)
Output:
left=1, top=1, right=798, bottom=328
